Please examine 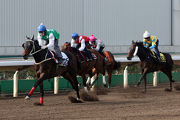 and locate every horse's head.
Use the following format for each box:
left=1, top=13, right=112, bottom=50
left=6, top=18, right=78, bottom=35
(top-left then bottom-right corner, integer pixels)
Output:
left=127, top=41, right=144, bottom=60
left=61, top=42, right=71, bottom=51
left=22, top=35, right=40, bottom=60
